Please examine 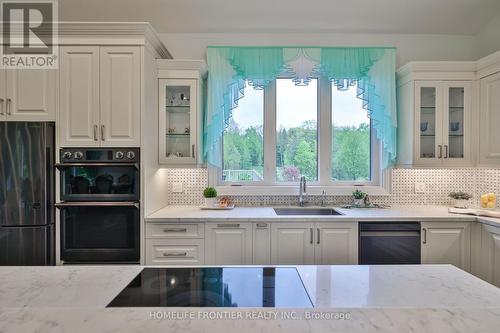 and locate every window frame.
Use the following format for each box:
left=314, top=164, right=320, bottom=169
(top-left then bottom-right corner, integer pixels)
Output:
left=211, top=76, right=390, bottom=196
